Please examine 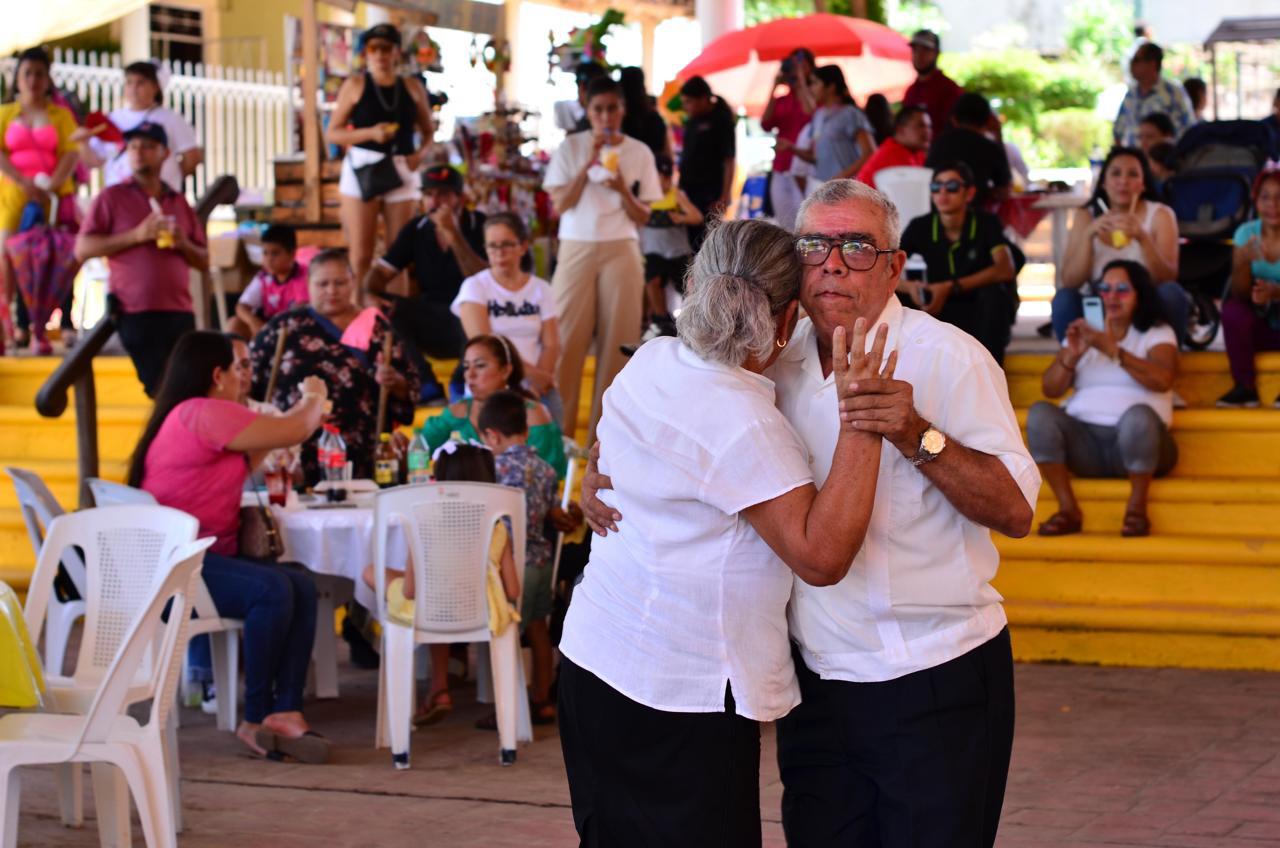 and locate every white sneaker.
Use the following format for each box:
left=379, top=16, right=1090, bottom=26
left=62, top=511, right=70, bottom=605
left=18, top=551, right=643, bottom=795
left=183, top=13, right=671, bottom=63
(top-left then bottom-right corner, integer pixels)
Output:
left=1172, top=391, right=1188, bottom=409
